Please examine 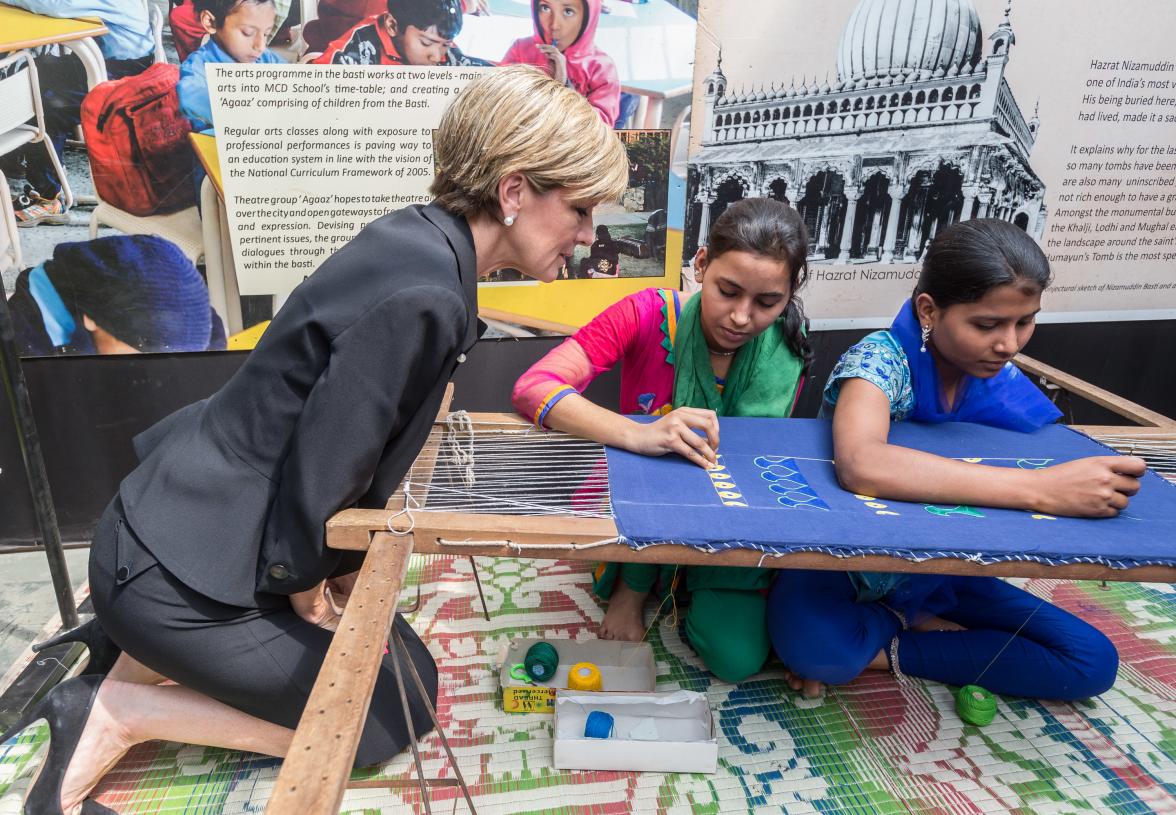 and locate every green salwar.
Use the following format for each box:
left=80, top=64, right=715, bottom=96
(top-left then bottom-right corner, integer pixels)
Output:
left=593, top=292, right=804, bottom=681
